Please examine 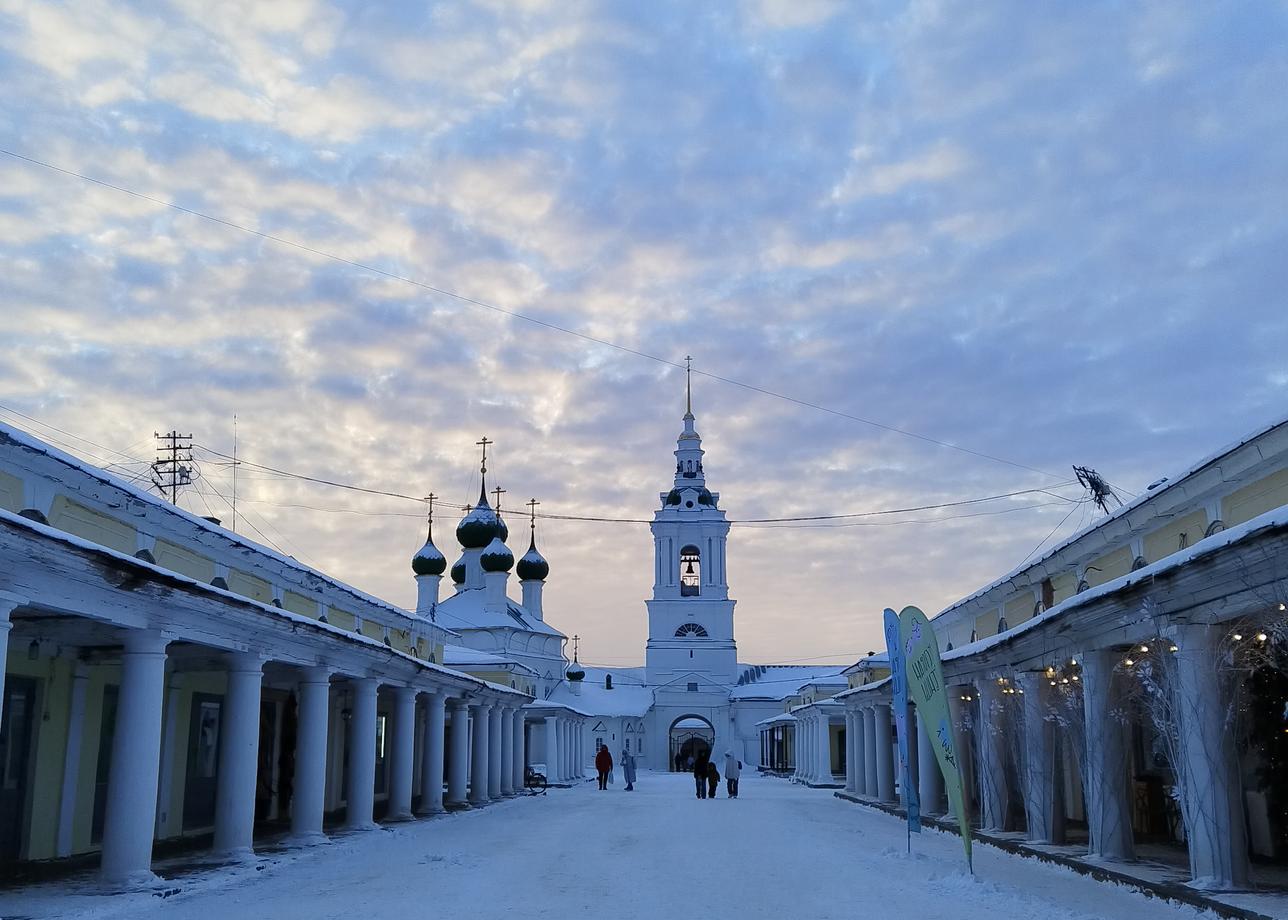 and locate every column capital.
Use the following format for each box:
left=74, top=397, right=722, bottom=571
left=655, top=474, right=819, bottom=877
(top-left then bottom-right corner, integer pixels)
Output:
left=394, top=685, right=418, bottom=702
left=300, top=666, right=333, bottom=686
left=122, top=629, right=169, bottom=656
left=0, top=590, right=27, bottom=622
left=225, top=652, right=266, bottom=674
